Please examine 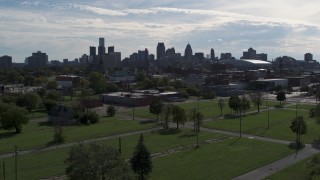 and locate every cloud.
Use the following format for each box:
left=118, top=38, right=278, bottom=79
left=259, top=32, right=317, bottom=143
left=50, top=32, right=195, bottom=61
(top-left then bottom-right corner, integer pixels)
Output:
left=1, top=0, right=320, bottom=62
